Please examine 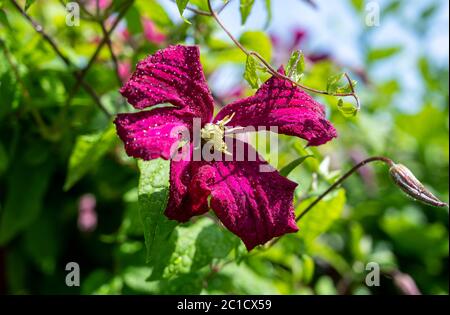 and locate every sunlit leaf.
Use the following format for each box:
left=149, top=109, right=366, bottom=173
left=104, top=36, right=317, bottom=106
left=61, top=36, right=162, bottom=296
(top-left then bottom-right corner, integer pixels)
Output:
left=137, top=159, right=178, bottom=264
left=244, top=54, right=261, bottom=89
left=297, top=189, right=346, bottom=244
left=240, top=0, right=255, bottom=24
left=280, top=155, right=314, bottom=177
left=286, top=50, right=305, bottom=83
left=367, top=46, right=402, bottom=62
left=326, top=73, right=345, bottom=94
left=24, top=0, right=36, bottom=12
left=63, top=124, right=116, bottom=191
left=240, top=31, right=272, bottom=61
left=337, top=98, right=358, bottom=117
left=149, top=218, right=239, bottom=280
